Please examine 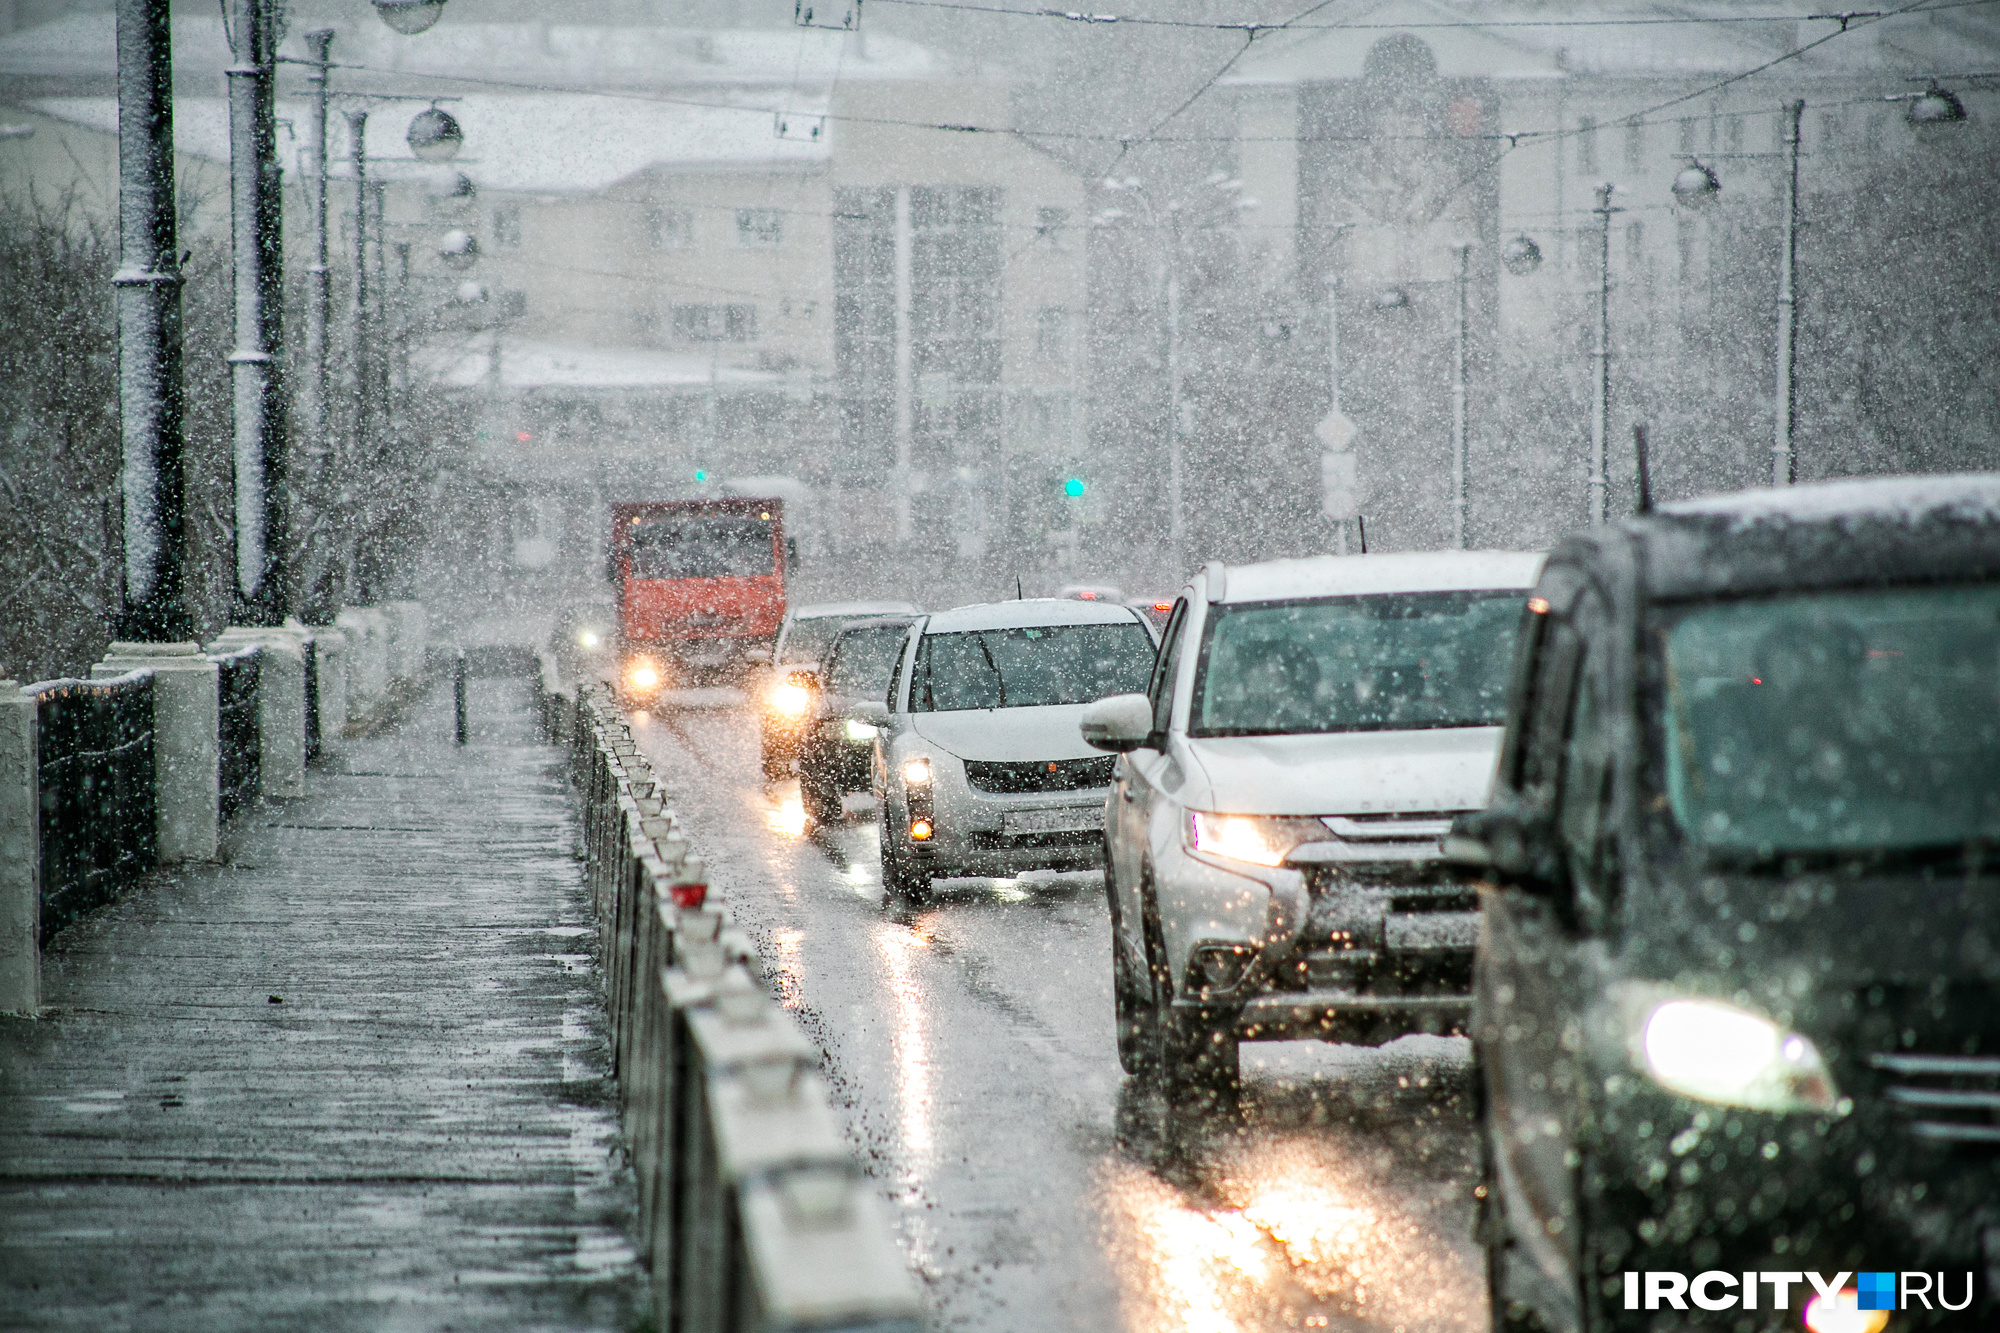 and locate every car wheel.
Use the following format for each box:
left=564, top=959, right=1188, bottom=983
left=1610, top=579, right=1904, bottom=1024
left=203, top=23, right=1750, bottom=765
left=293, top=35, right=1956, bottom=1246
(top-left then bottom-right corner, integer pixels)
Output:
left=1113, top=940, right=1156, bottom=1076
left=878, top=819, right=931, bottom=905
left=800, top=768, right=838, bottom=826
left=1478, top=1081, right=1547, bottom=1333
left=760, top=743, right=789, bottom=782
left=1137, top=874, right=1238, bottom=1102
